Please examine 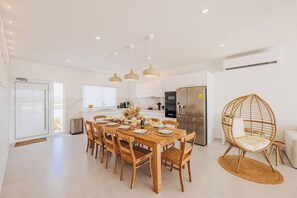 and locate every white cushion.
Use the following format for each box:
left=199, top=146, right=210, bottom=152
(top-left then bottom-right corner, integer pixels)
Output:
left=235, top=135, right=270, bottom=152
left=232, top=117, right=245, bottom=138
left=285, top=130, right=297, bottom=168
